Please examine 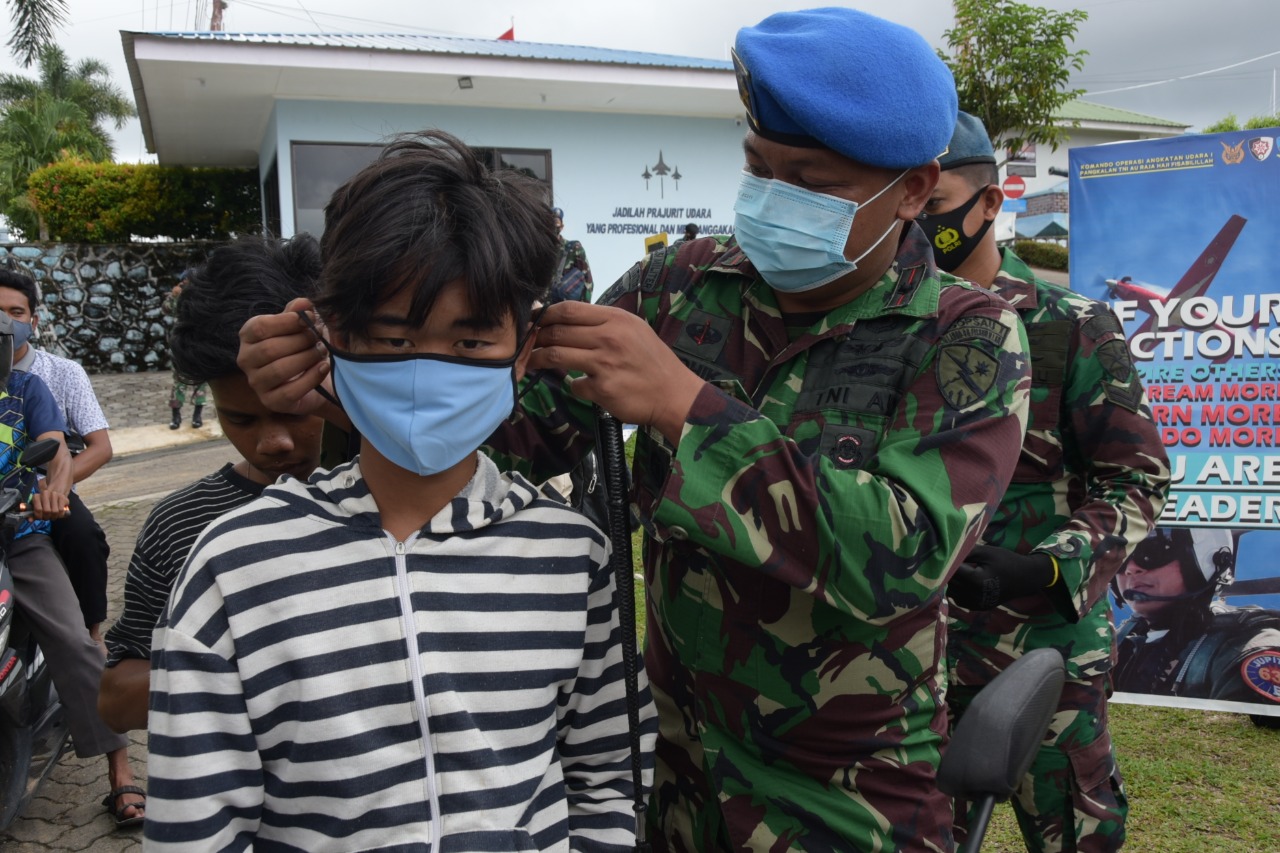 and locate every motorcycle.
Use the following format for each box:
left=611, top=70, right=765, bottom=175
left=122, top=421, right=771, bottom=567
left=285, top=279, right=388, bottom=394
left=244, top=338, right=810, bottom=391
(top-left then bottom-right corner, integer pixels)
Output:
left=0, top=437, right=72, bottom=831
